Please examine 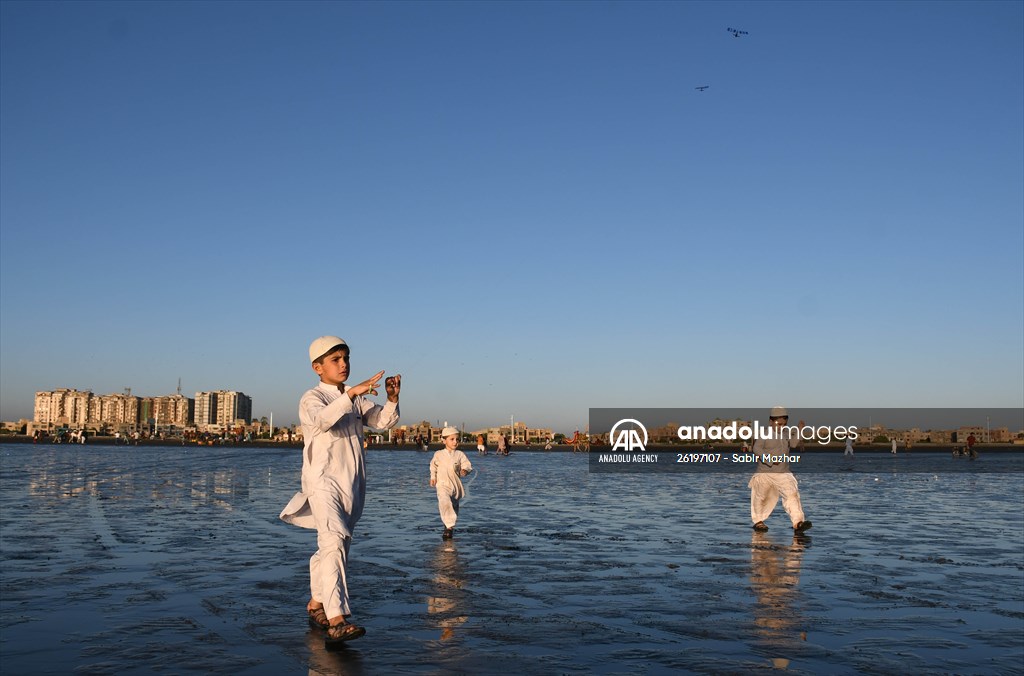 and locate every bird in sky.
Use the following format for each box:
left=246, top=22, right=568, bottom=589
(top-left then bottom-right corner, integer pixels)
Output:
left=695, top=85, right=710, bottom=91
